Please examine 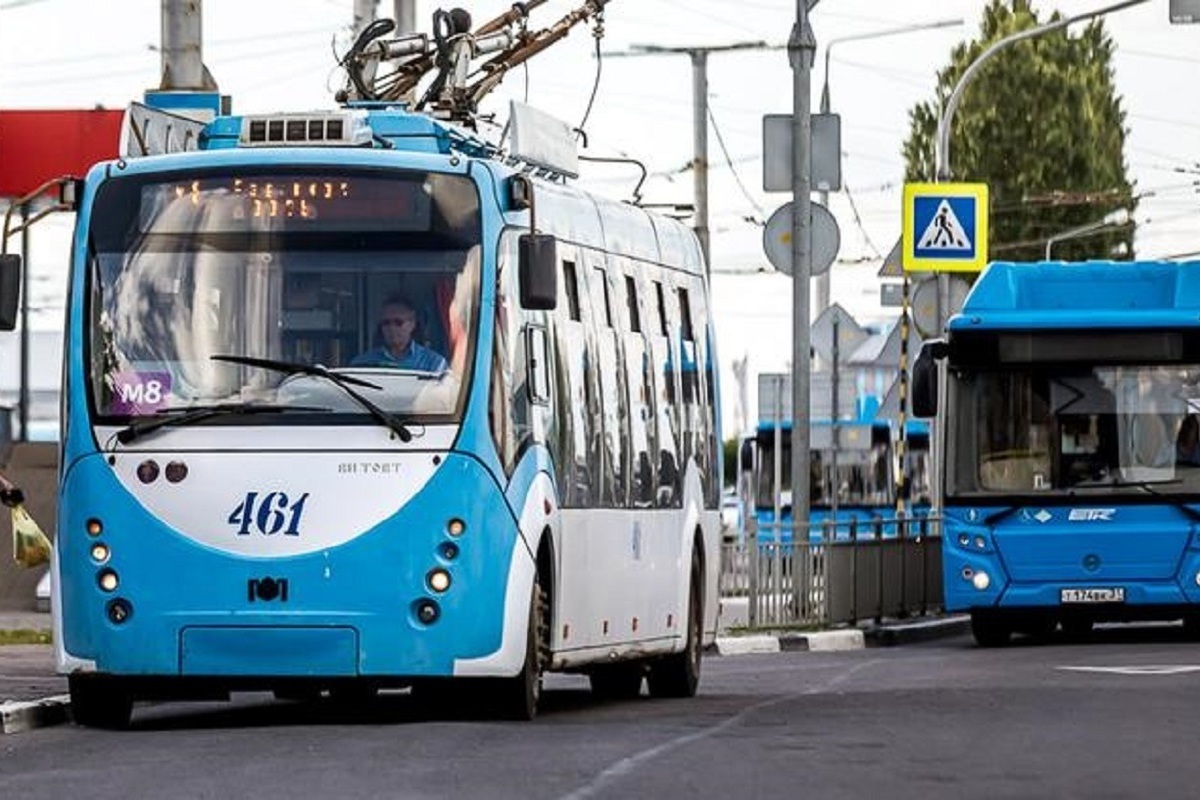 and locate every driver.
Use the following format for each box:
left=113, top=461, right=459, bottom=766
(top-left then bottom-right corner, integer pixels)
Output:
left=351, top=292, right=448, bottom=372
